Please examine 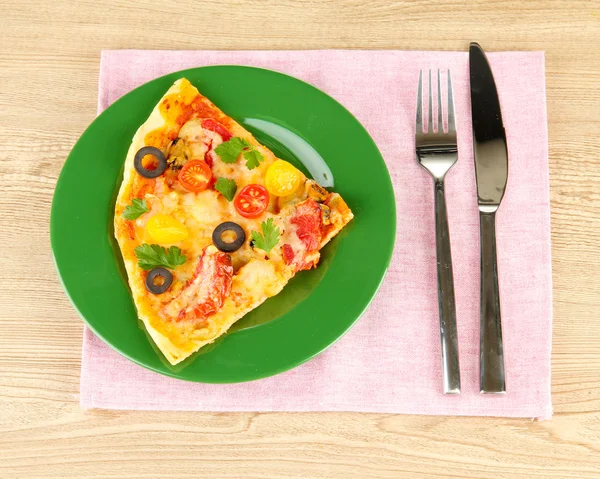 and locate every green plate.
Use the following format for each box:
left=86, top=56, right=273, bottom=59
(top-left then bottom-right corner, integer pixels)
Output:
left=51, top=66, right=396, bottom=383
